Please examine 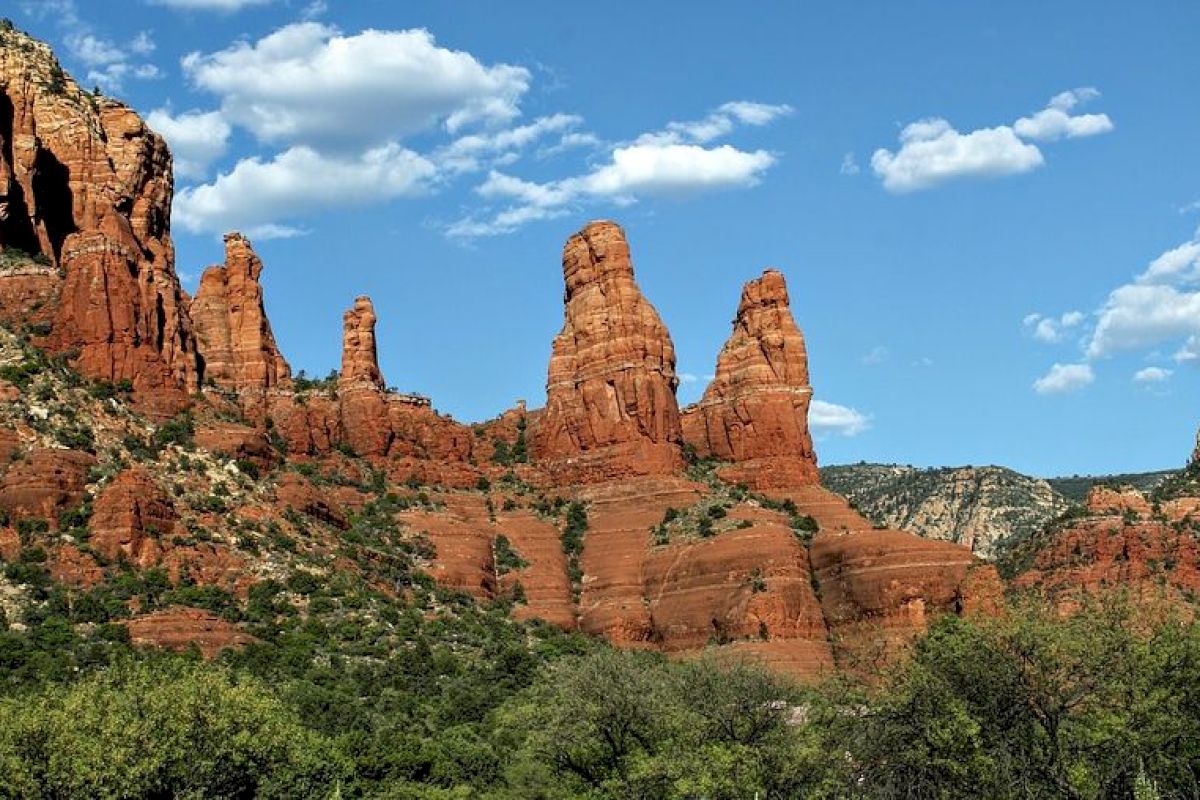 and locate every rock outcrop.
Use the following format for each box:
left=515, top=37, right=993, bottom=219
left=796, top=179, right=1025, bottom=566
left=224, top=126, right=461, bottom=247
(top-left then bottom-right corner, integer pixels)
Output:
left=531, top=221, right=684, bottom=483
left=190, top=233, right=290, bottom=398
left=0, top=447, right=94, bottom=525
left=341, top=296, right=384, bottom=389
left=682, top=269, right=818, bottom=489
left=0, top=27, right=199, bottom=413
left=88, top=468, right=177, bottom=568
